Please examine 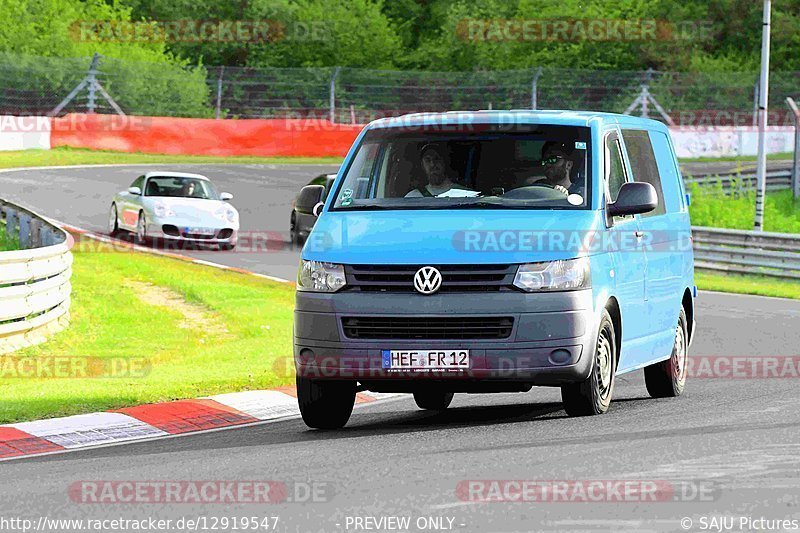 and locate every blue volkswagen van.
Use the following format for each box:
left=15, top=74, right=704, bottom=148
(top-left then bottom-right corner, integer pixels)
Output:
left=293, top=111, right=695, bottom=429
